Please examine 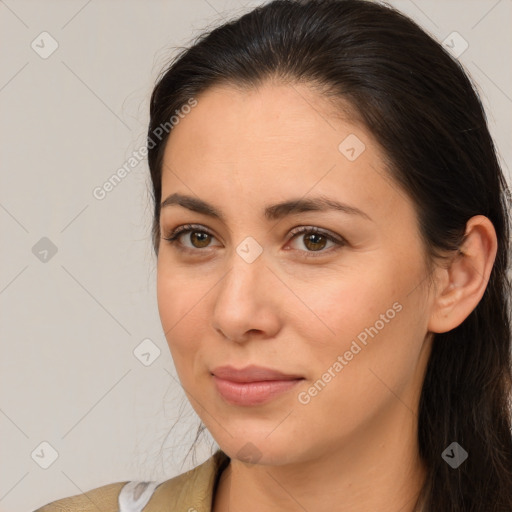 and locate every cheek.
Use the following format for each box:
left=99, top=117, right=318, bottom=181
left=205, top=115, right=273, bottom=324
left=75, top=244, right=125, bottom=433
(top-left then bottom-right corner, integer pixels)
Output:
left=293, top=300, right=422, bottom=443
left=299, top=255, right=425, bottom=385
left=156, top=265, right=207, bottom=367
left=304, top=270, right=426, bottom=407
left=291, top=264, right=398, bottom=349
left=157, top=255, right=208, bottom=325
